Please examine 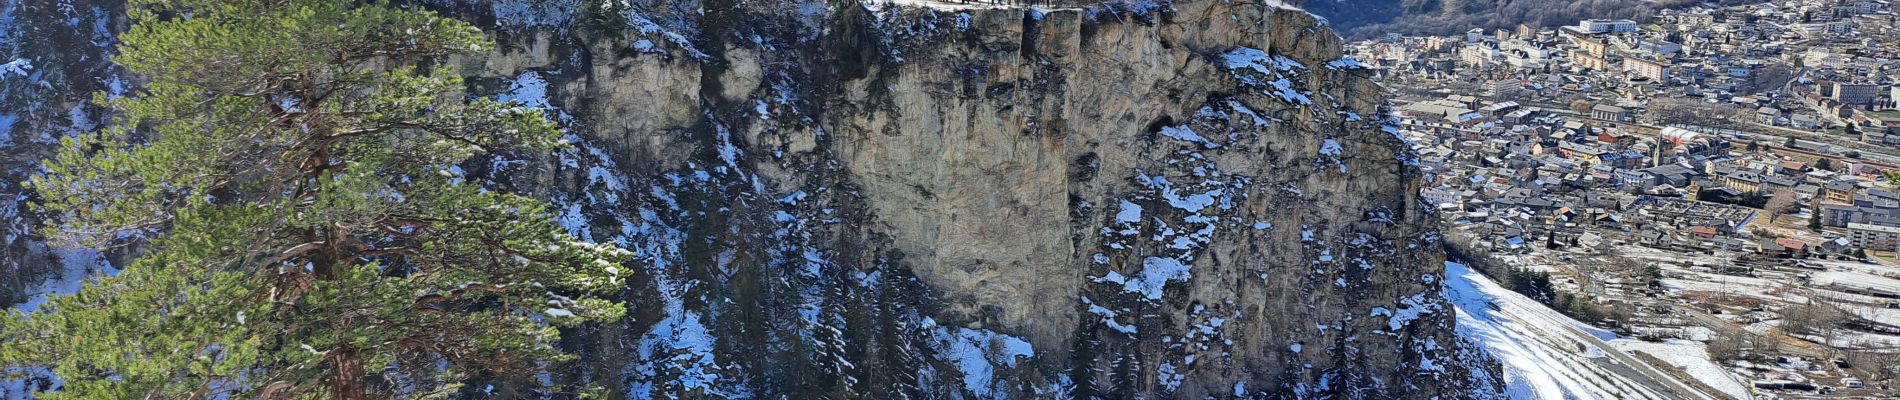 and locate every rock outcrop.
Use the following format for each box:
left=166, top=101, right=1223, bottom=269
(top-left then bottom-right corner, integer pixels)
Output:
left=0, top=0, right=1503, bottom=398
